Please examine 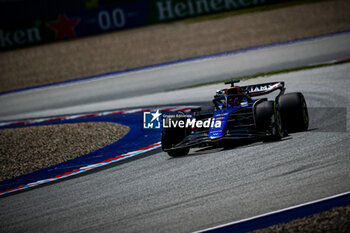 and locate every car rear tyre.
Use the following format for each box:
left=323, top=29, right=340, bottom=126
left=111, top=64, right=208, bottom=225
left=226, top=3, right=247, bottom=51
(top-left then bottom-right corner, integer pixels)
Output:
left=277, top=92, right=309, bottom=132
